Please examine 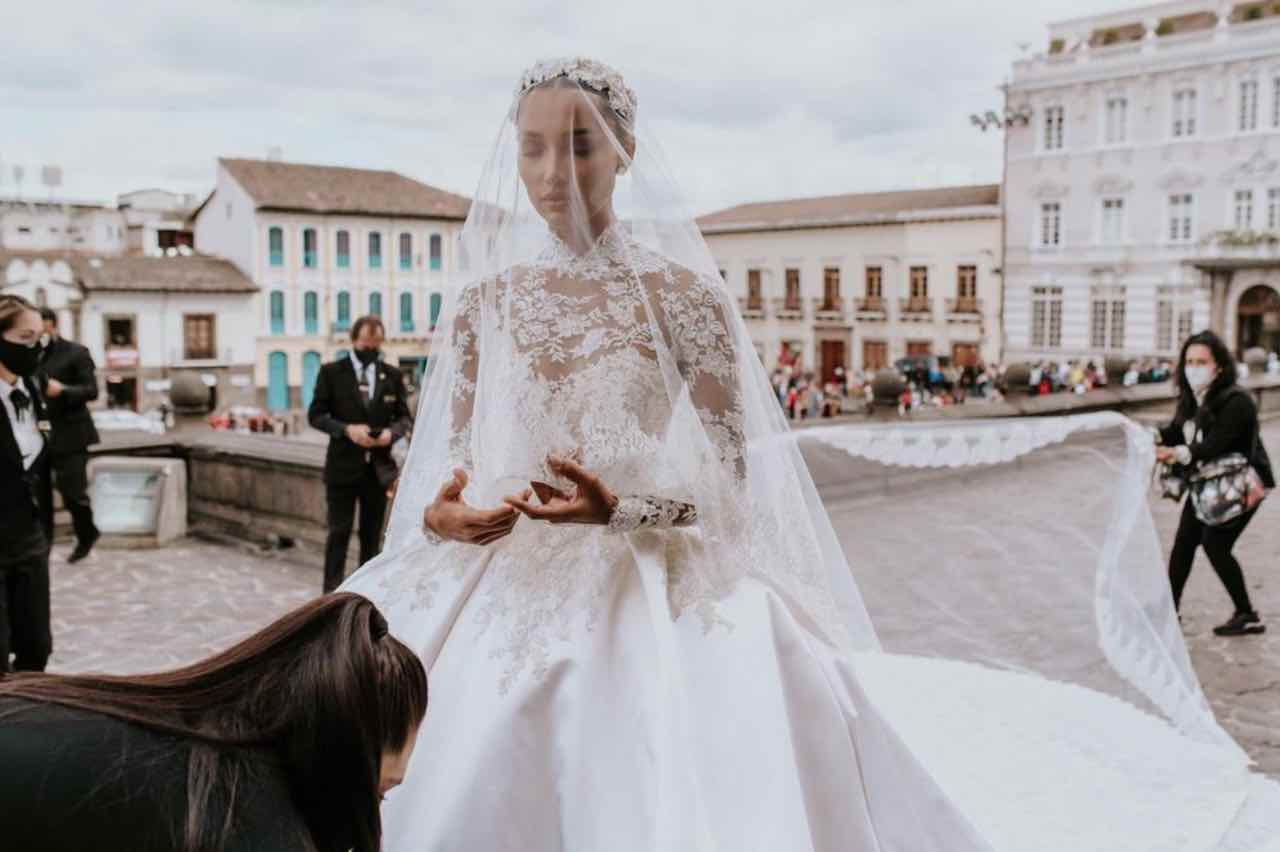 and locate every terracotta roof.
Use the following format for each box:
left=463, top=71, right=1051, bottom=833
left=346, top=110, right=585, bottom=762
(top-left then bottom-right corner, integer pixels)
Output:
left=697, top=184, right=1000, bottom=234
left=219, top=158, right=471, bottom=220
left=78, top=255, right=257, bottom=293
